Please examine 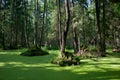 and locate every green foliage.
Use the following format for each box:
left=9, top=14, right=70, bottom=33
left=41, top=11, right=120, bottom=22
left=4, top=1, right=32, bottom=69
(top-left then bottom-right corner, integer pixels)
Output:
left=51, top=52, right=81, bottom=66
left=87, top=45, right=97, bottom=51
left=80, top=51, right=97, bottom=59
left=114, top=4, right=120, bottom=17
